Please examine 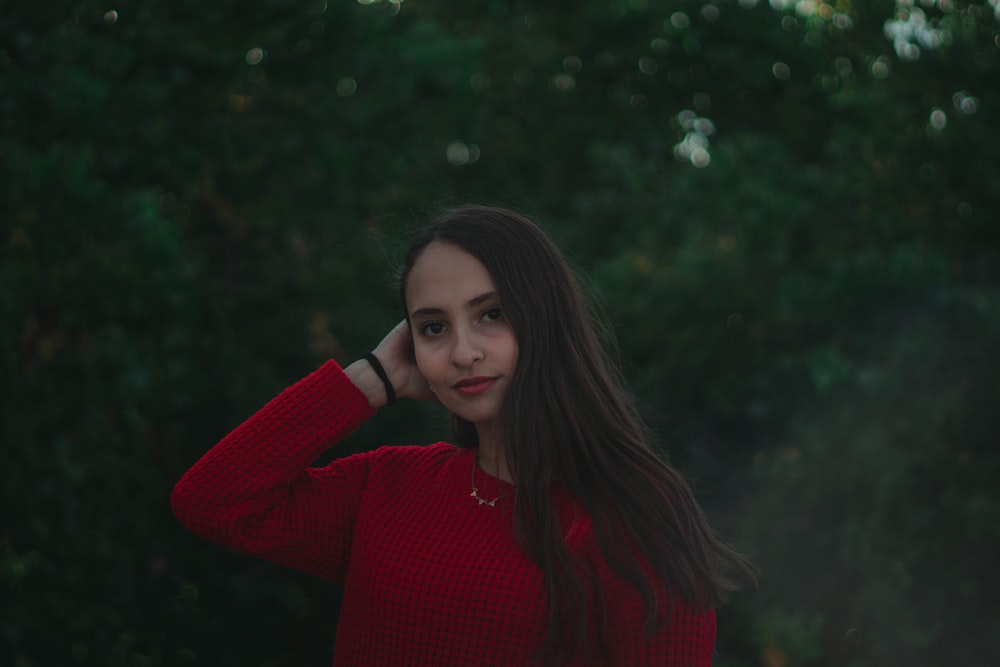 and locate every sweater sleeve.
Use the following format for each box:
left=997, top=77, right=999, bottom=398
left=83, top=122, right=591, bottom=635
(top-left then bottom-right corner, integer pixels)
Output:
left=171, top=360, right=378, bottom=583
left=606, top=592, right=716, bottom=666
left=582, top=539, right=717, bottom=666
